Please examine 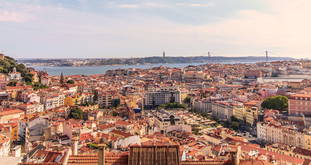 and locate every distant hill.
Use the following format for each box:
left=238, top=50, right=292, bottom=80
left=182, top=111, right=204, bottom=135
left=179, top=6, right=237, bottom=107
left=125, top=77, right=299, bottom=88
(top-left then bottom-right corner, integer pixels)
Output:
left=18, top=56, right=295, bottom=67
left=0, top=55, right=33, bottom=83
